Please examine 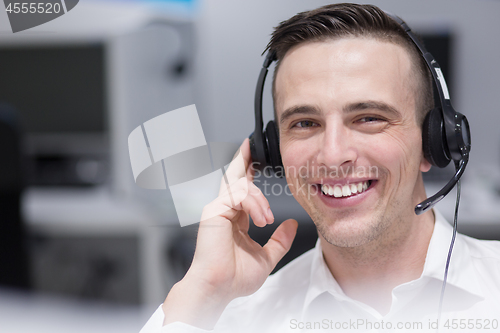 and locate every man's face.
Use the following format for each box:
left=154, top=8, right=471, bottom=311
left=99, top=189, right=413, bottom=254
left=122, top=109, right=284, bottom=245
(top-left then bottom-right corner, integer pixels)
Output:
left=275, top=38, right=431, bottom=248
